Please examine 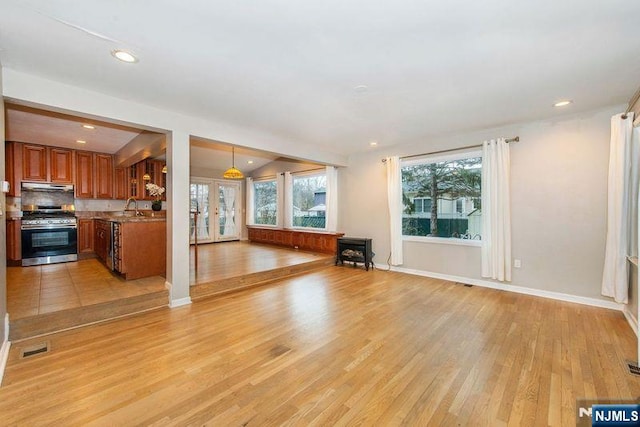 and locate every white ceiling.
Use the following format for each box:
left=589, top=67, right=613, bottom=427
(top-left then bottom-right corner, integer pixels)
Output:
left=4, top=103, right=291, bottom=173
left=5, top=104, right=143, bottom=153
left=1, top=1, right=639, bottom=156
left=190, top=138, right=280, bottom=173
